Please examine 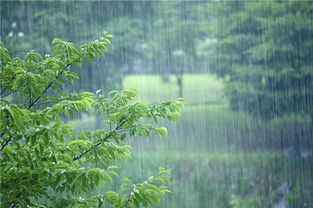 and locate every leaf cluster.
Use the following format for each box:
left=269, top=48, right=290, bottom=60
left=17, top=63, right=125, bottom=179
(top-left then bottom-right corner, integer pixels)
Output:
left=208, top=1, right=313, bottom=119
left=0, top=34, right=183, bottom=207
